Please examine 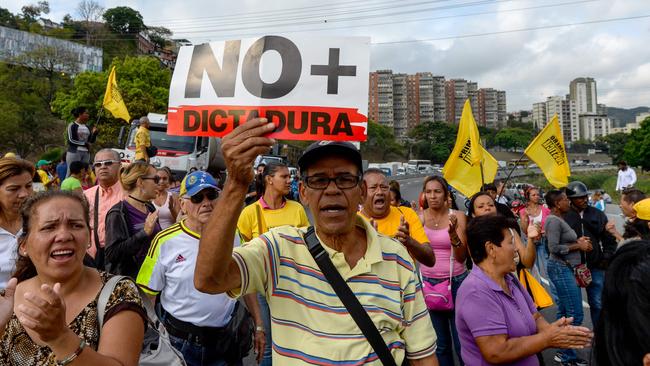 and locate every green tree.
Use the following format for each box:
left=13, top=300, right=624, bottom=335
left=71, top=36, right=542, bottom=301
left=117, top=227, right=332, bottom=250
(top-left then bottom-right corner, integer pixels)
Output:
left=623, top=117, right=650, bottom=171
left=494, top=127, right=533, bottom=151
left=0, top=63, right=66, bottom=158
left=408, top=121, right=457, bottom=163
left=597, top=132, right=629, bottom=163
left=52, top=56, right=172, bottom=149
left=12, top=45, right=78, bottom=105
left=102, top=6, right=144, bottom=35
left=147, top=26, right=173, bottom=49
left=0, top=7, right=19, bottom=28
left=361, top=122, right=404, bottom=161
